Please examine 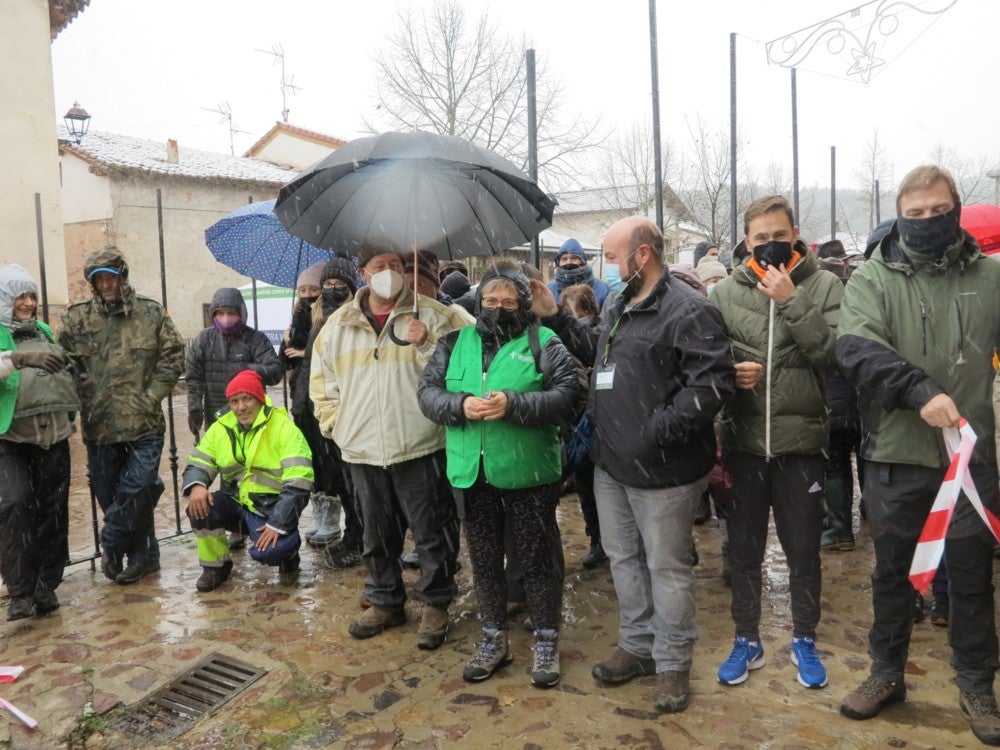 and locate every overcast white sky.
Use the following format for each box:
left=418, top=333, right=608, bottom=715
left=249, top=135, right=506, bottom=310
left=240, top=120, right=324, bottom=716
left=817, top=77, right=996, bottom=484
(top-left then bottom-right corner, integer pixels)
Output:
left=51, top=0, right=1000, bottom=193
